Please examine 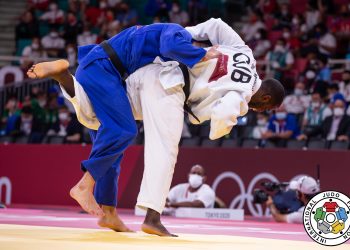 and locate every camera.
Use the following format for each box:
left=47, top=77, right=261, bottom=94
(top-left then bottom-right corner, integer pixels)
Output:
left=253, top=181, right=302, bottom=214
